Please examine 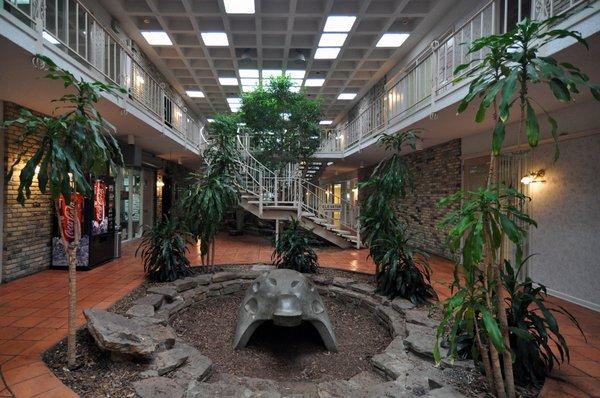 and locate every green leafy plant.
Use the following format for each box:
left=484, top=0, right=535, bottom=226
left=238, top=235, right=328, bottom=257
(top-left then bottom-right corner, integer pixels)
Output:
left=3, top=55, right=124, bottom=367
left=437, top=13, right=598, bottom=397
left=359, top=131, right=436, bottom=304
left=240, top=75, right=323, bottom=172
left=179, top=114, right=240, bottom=269
left=136, top=216, right=192, bottom=282
left=272, top=219, right=319, bottom=273
left=502, top=256, right=583, bottom=387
